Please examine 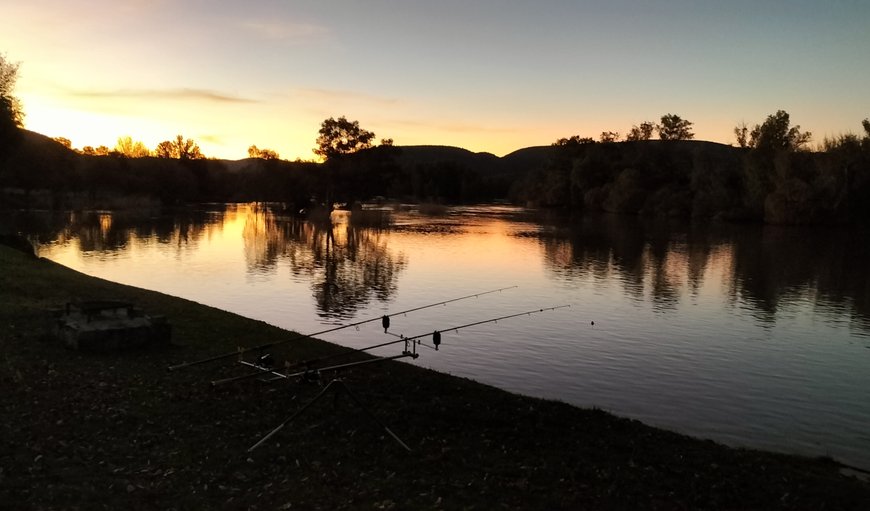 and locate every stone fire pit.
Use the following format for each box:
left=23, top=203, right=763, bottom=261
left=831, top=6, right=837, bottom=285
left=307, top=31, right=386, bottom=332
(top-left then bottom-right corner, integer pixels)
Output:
left=52, top=300, right=171, bottom=351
